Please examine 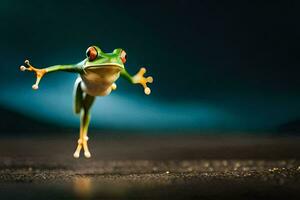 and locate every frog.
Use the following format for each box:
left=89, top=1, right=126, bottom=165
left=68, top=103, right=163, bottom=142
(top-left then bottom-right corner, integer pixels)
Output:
left=19, top=46, right=153, bottom=158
